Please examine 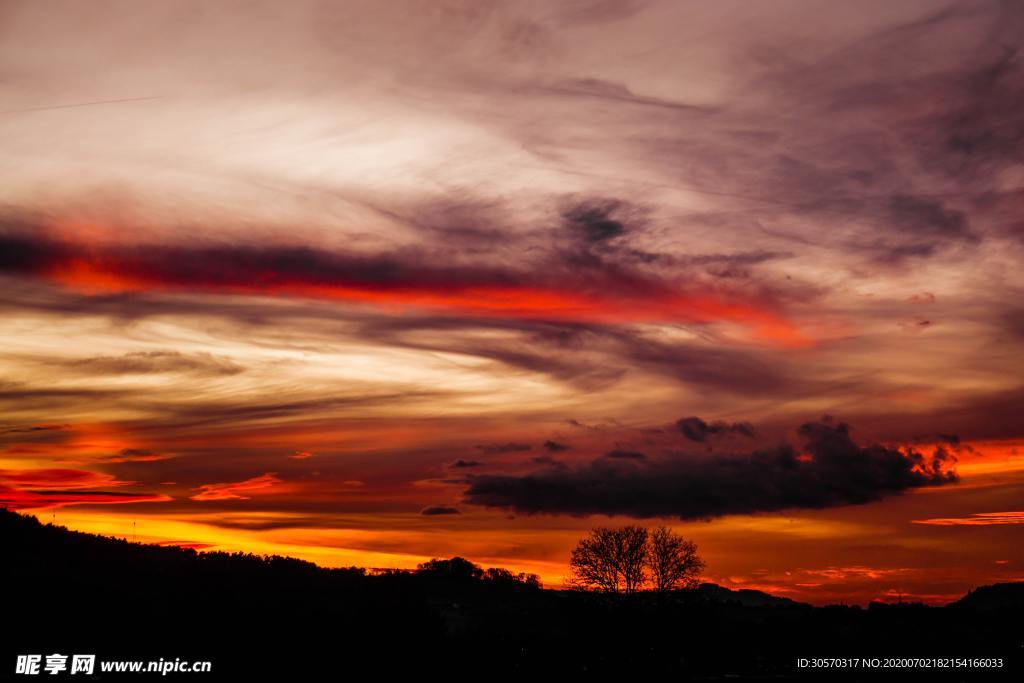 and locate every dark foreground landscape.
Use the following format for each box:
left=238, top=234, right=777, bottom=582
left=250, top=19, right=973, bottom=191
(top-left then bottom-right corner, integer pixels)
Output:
left=3, top=508, right=1021, bottom=681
